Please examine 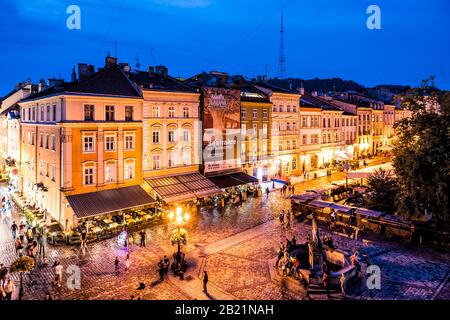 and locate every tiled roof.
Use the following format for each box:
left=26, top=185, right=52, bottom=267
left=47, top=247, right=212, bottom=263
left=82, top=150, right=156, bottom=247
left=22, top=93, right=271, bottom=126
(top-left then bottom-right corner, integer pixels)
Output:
left=252, top=81, right=297, bottom=94
left=129, top=71, right=196, bottom=92
left=300, top=94, right=342, bottom=111
left=22, top=66, right=142, bottom=102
